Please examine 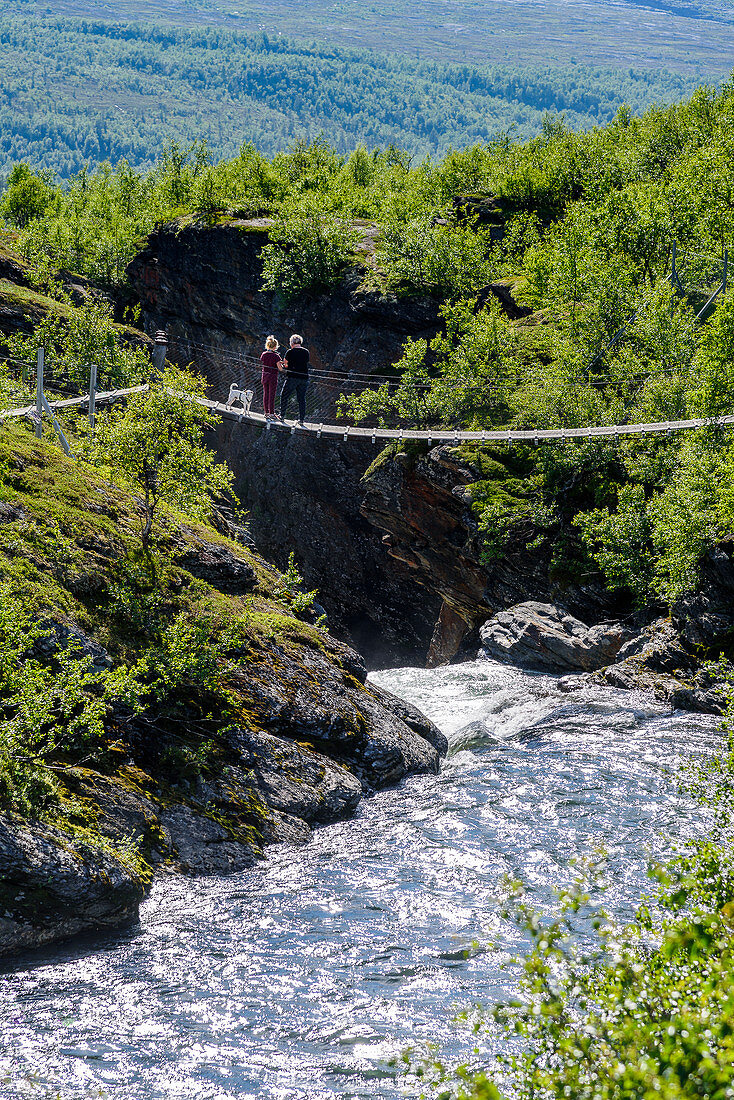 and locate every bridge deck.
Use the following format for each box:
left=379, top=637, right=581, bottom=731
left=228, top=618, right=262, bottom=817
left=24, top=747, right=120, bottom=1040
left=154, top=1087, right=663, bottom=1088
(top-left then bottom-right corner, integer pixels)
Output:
left=2, top=386, right=733, bottom=444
